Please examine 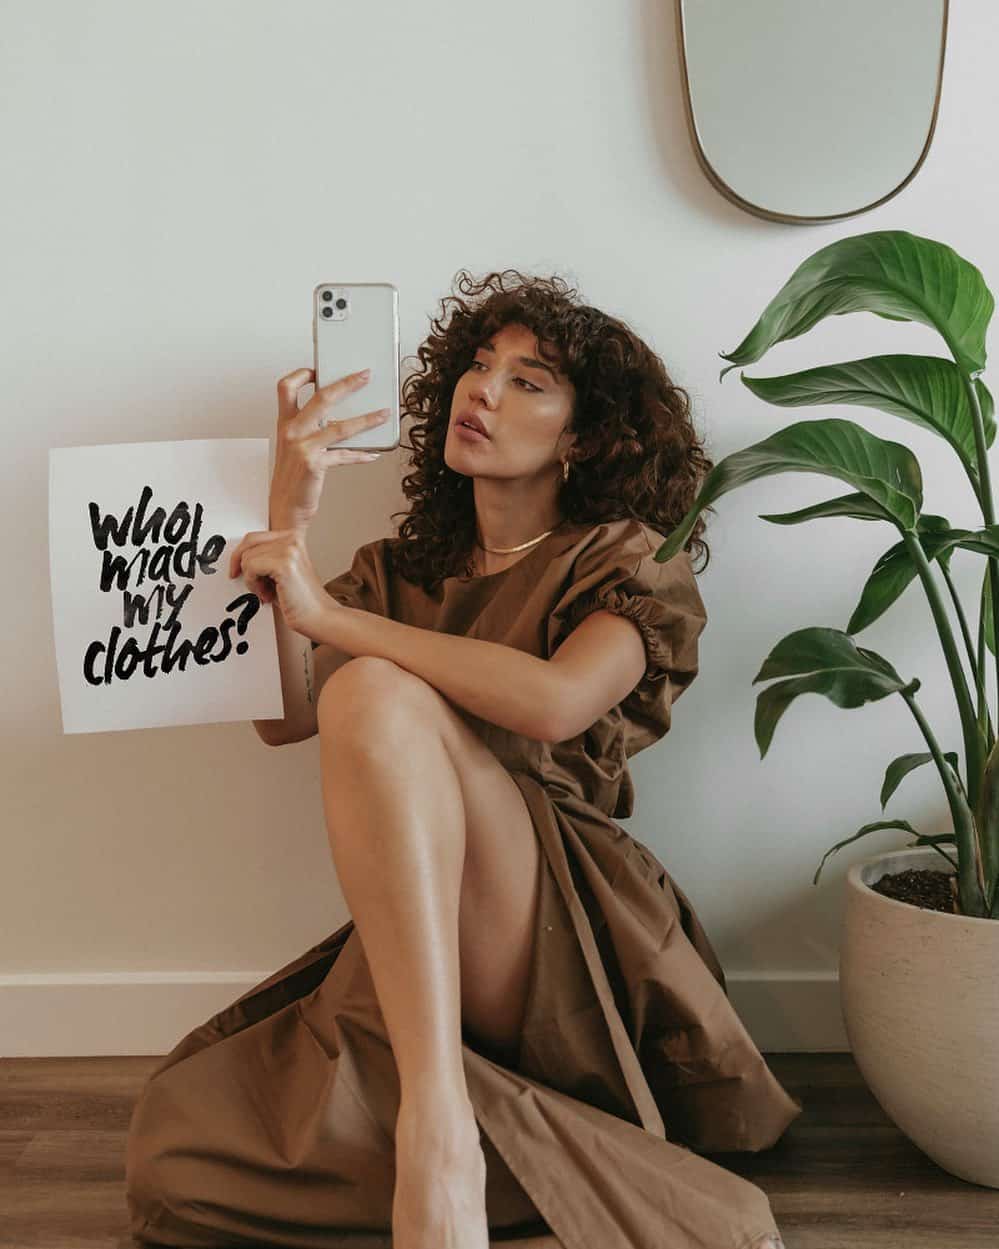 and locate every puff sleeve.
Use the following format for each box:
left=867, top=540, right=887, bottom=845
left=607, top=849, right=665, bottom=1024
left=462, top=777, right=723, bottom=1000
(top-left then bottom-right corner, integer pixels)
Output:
left=310, top=538, right=390, bottom=651
left=546, top=520, right=707, bottom=749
